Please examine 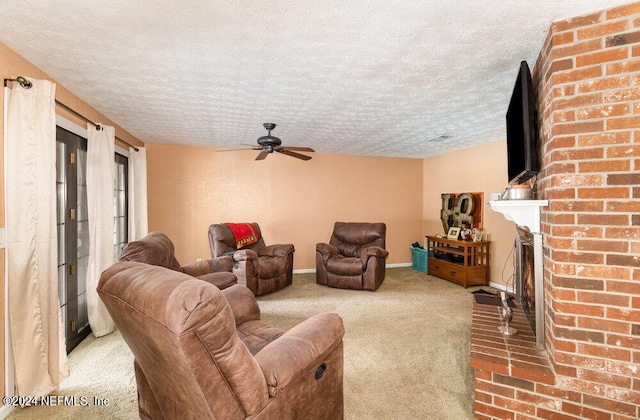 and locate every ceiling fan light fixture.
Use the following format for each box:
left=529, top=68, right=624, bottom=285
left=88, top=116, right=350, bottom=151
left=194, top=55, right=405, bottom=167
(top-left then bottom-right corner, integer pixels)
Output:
left=257, top=134, right=282, bottom=149
left=218, top=123, right=314, bottom=161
